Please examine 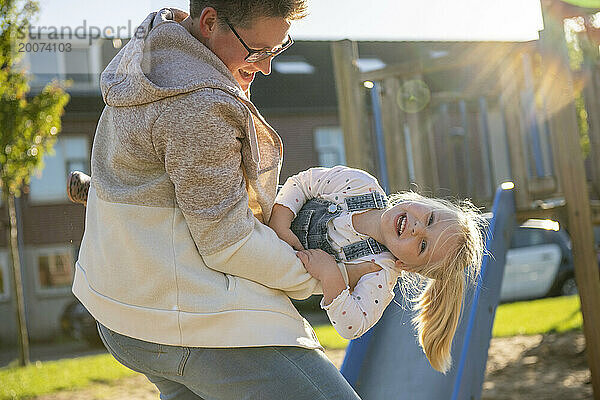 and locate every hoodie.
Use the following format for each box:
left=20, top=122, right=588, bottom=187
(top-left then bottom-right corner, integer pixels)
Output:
left=73, top=9, right=321, bottom=348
